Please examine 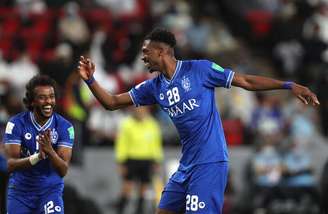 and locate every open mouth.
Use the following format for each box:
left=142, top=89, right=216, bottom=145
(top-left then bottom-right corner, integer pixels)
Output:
left=42, top=105, right=53, bottom=114
left=144, top=61, right=150, bottom=67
